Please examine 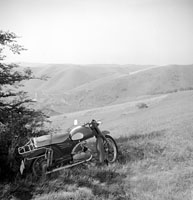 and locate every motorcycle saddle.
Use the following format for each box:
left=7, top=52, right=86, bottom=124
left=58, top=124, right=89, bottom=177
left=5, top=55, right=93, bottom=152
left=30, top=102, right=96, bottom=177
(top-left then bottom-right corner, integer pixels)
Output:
left=33, top=133, right=69, bottom=148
